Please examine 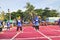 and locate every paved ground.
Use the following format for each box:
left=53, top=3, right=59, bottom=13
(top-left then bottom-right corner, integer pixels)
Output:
left=0, top=25, right=60, bottom=40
